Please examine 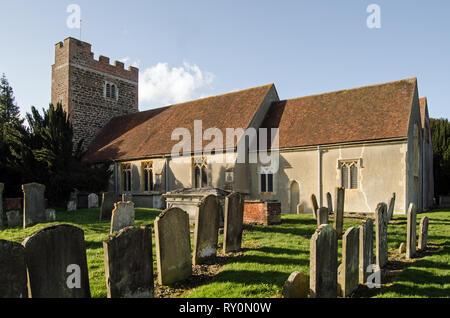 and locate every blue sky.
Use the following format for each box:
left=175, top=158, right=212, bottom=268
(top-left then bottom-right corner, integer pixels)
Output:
left=1, top=0, right=449, bottom=119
